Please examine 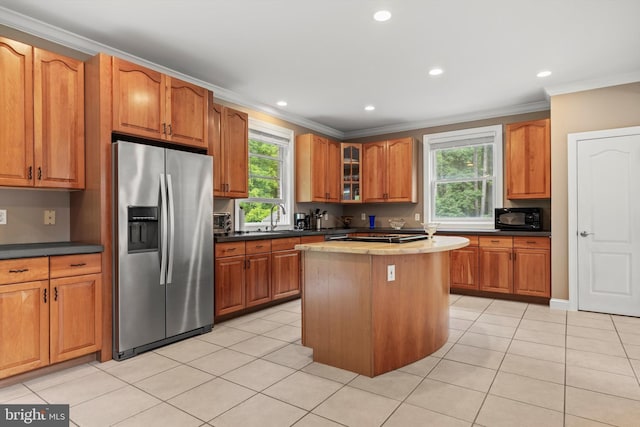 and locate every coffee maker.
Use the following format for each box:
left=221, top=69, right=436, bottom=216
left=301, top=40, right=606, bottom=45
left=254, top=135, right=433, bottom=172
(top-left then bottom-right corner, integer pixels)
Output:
left=294, top=212, right=307, bottom=230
